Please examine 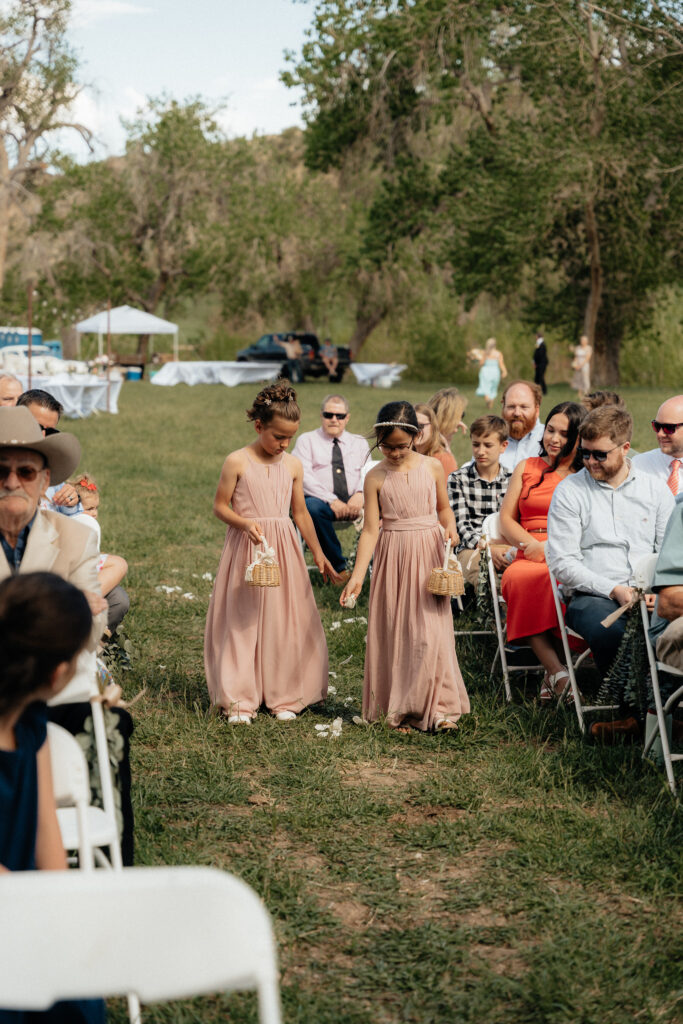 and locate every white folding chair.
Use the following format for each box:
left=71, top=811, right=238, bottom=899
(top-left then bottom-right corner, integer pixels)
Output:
left=0, top=866, right=282, bottom=1024
left=549, top=576, right=617, bottom=733
left=48, top=650, right=123, bottom=870
left=633, top=554, right=683, bottom=797
left=48, top=721, right=129, bottom=873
